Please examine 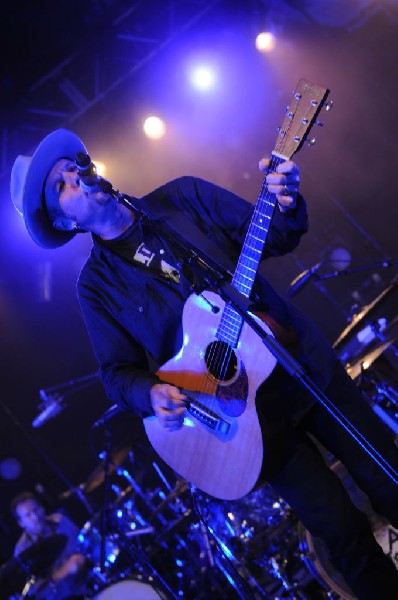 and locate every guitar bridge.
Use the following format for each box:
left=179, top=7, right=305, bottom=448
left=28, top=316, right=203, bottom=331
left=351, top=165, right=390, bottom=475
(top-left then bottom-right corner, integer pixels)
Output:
left=183, top=392, right=231, bottom=434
